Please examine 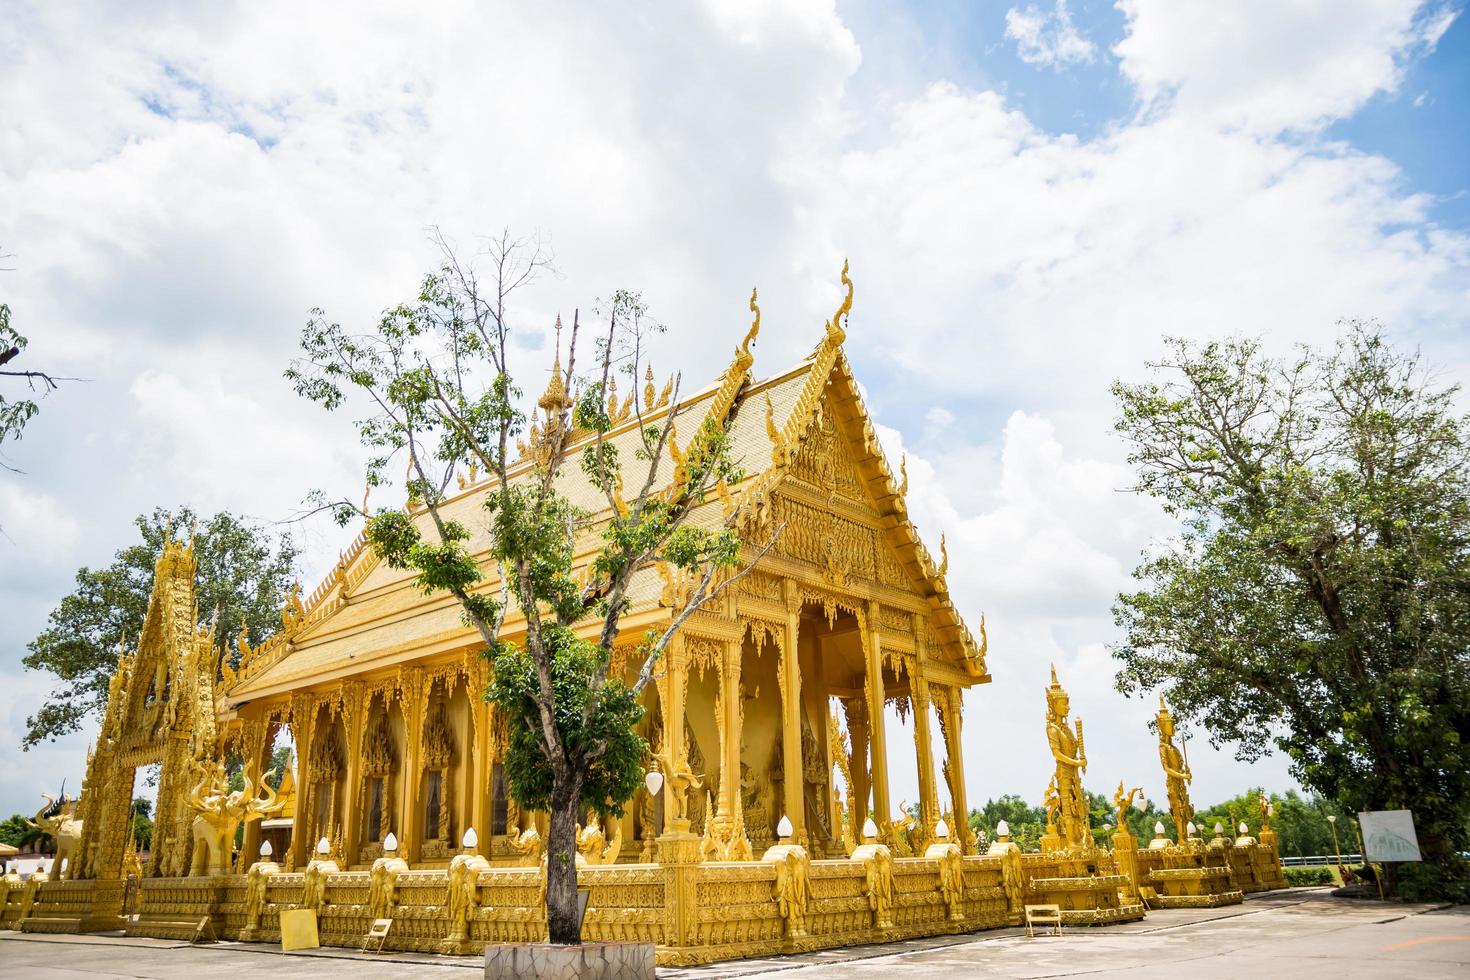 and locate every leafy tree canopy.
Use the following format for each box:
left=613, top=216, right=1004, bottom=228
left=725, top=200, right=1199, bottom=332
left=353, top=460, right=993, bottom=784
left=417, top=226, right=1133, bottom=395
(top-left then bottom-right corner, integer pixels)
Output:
left=1111, top=326, right=1470, bottom=893
left=22, top=506, right=299, bottom=748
